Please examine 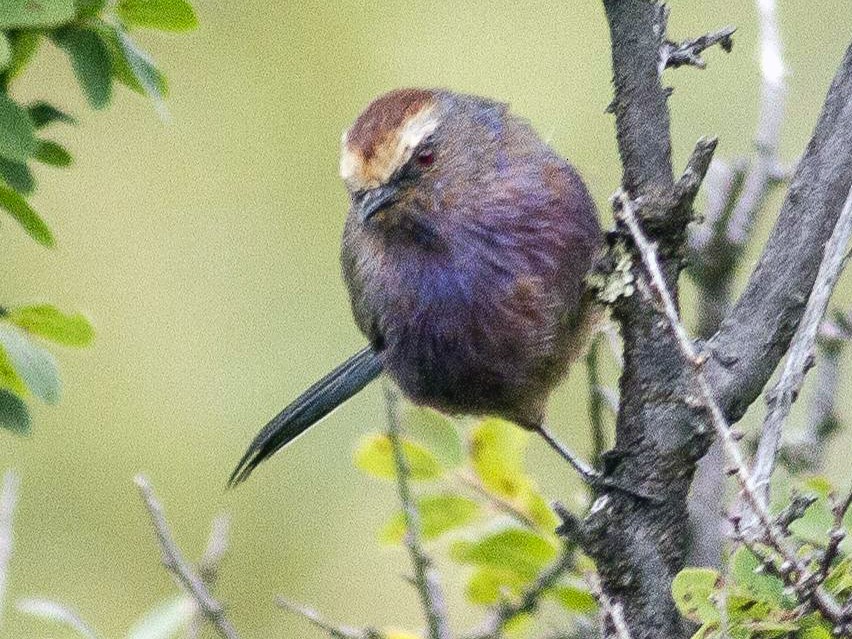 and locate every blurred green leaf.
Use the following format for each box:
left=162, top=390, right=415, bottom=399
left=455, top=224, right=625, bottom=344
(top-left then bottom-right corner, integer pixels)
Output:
left=8, top=305, right=94, bottom=347
left=466, top=566, right=527, bottom=604
left=28, top=102, right=76, bottom=128
left=75, top=0, right=107, bottom=19
left=355, top=433, right=443, bottom=481
left=0, top=182, right=52, bottom=245
left=0, top=389, right=29, bottom=434
left=97, top=24, right=167, bottom=99
left=0, top=326, right=60, bottom=404
left=450, top=527, right=557, bottom=580
left=0, top=346, right=27, bottom=396
left=547, top=584, right=597, bottom=614
left=17, top=599, right=99, bottom=639
left=403, top=406, right=463, bottom=467
left=35, top=140, right=73, bottom=167
left=0, top=33, right=11, bottom=71
left=0, top=183, right=54, bottom=246
left=672, top=568, right=720, bottom=624
left=126, top=596, right=194, bottom=639
left=0, top=0, right=75, bottom=28
left=730, top=547, right=785, bottom=608
left=53, top=27, right=113, bottom=110
left=382, top=631, right=421, bottom=639
left=116, top=0, right=198, bottom=32
left=0, top=158, right=35, bottom=194
left=0, top=94, right=38, bottom=163
left=381, top=494, right=479, bottom=543
left=5, top=31, right=41, bottom=83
